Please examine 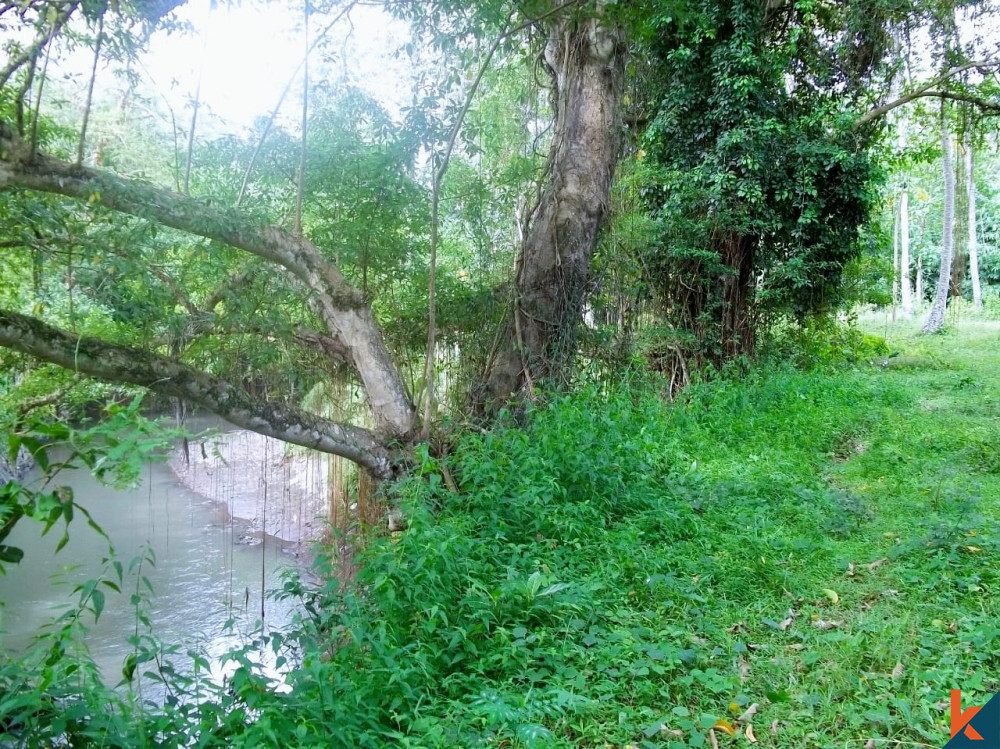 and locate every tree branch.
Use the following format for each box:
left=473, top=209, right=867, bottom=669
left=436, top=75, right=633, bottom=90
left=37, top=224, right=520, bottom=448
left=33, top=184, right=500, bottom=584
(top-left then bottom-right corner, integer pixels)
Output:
left=0, top=123, right=416, bottom=441
left=0, top=308, right=397, bottom=477
left=147, top=264, right=200, bottom=316
left=16, top=377, right=78, bottom=416
left=203, top=268, right=256, bottom=311
left=894, top=90, right=1000, bottom=117
left=149, top=317, right=350, bottom=364
left=0, top=0, right=79, bottom=90
left=855, top=60, right=999, bottom=128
